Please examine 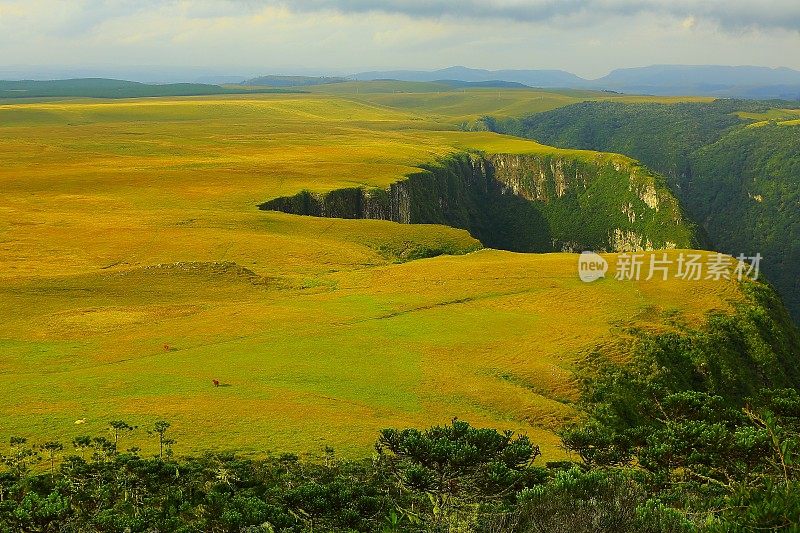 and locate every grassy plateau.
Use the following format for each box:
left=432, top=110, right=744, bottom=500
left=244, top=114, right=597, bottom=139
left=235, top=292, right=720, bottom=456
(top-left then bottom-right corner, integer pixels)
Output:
left=0, top=84, right=743, bottom=461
